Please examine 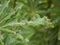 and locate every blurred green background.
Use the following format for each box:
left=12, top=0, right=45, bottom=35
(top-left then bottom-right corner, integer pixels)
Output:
left=0, top=0, right=60, bottom=45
